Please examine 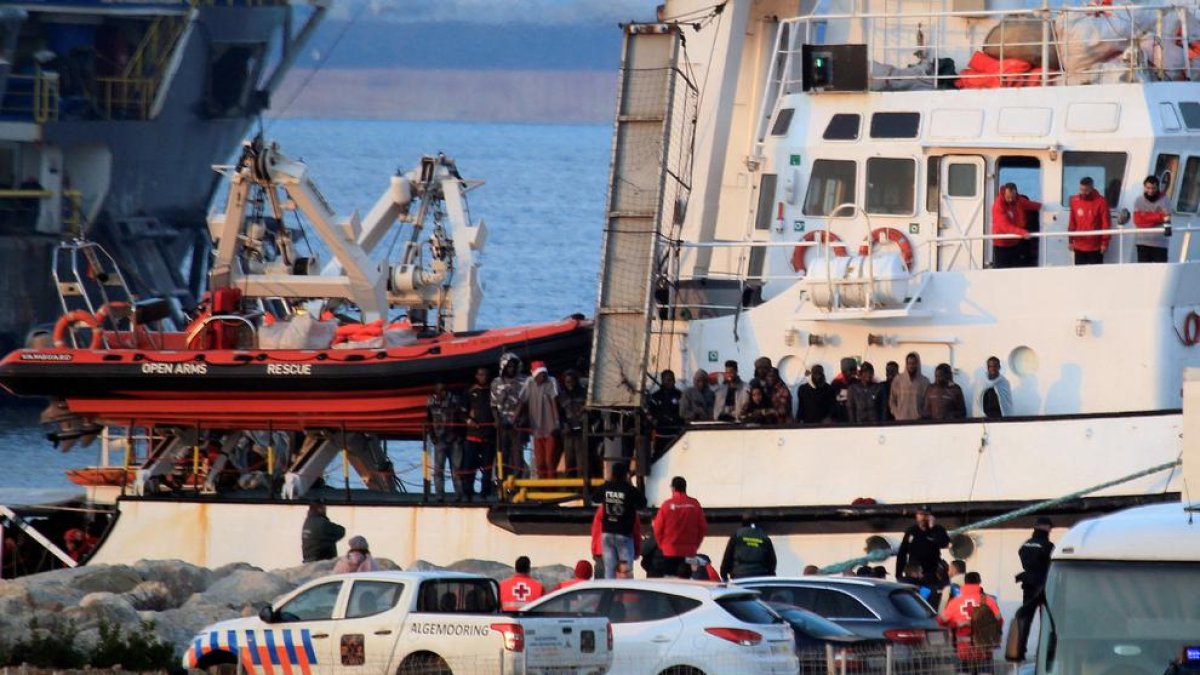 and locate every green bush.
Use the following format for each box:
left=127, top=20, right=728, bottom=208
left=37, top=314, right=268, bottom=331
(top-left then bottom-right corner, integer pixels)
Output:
left=90, top=619, right=178, bottom=671
left=0, top=617, right=177, bottom=672
left=3, top=617, right=87, bottom=669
